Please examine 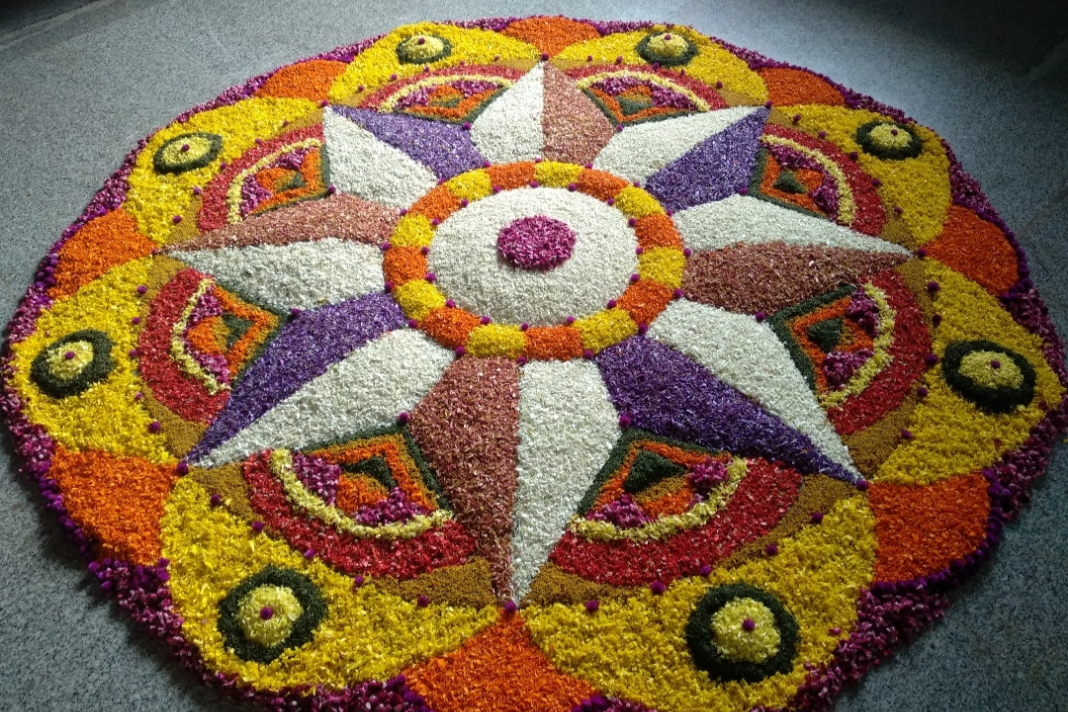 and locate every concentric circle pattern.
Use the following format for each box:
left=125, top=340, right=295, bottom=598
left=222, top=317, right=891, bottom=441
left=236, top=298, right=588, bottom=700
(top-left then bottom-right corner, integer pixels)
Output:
left=2, top=16, right=1065, bottom=712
